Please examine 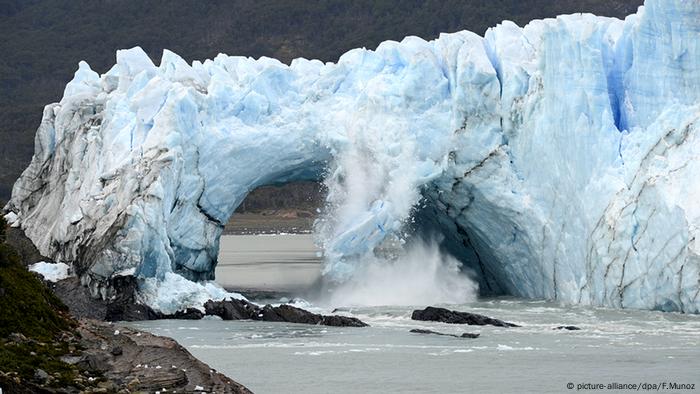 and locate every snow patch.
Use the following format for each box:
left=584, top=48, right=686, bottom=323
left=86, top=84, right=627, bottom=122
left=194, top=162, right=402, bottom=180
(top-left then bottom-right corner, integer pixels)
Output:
left=28, top=262, right=71, bottom=282
left=3, top=212, right=19, bottom=227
